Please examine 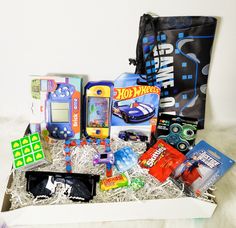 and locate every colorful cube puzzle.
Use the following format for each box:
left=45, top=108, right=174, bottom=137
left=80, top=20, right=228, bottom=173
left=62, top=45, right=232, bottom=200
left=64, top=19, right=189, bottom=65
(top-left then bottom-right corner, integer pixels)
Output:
left=11, top=133, right=51, bottom=170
